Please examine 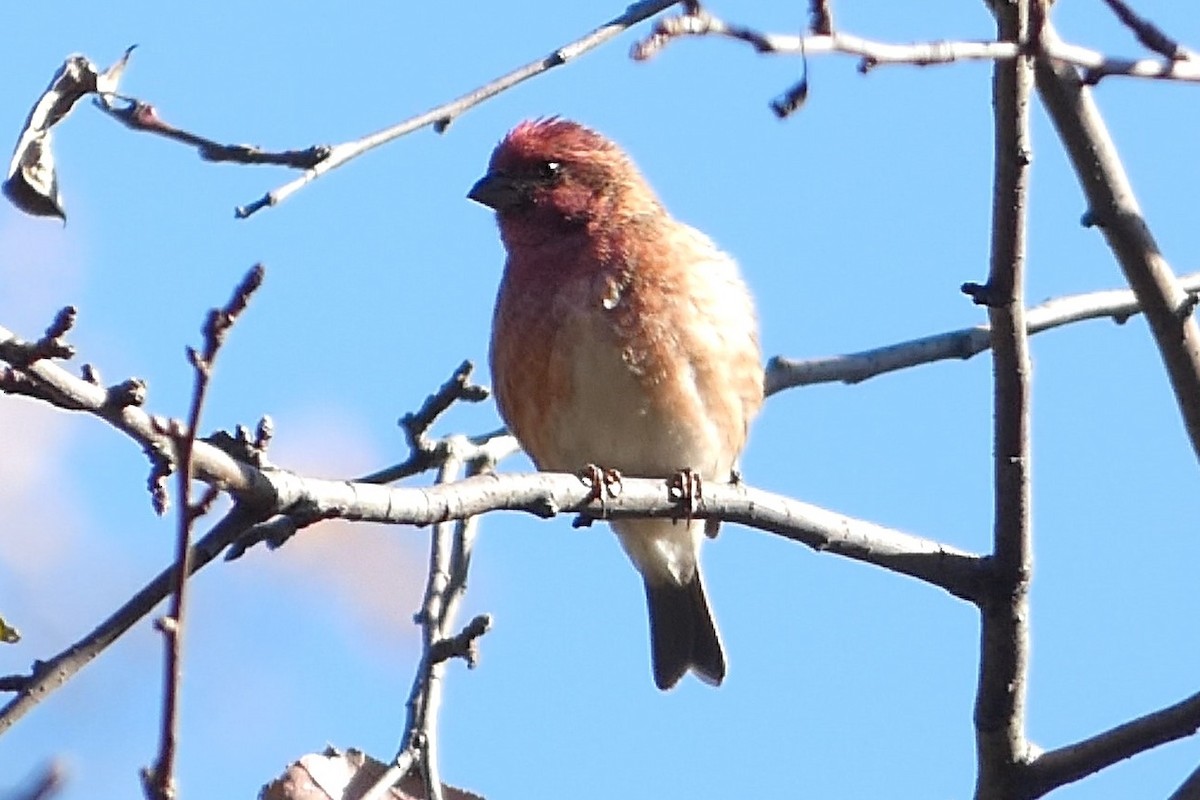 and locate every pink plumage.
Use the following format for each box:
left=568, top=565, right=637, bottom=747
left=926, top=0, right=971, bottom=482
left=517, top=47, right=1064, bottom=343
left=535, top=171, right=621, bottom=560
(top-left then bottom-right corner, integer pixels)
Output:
left=470, top=119, right=762, bottom=690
